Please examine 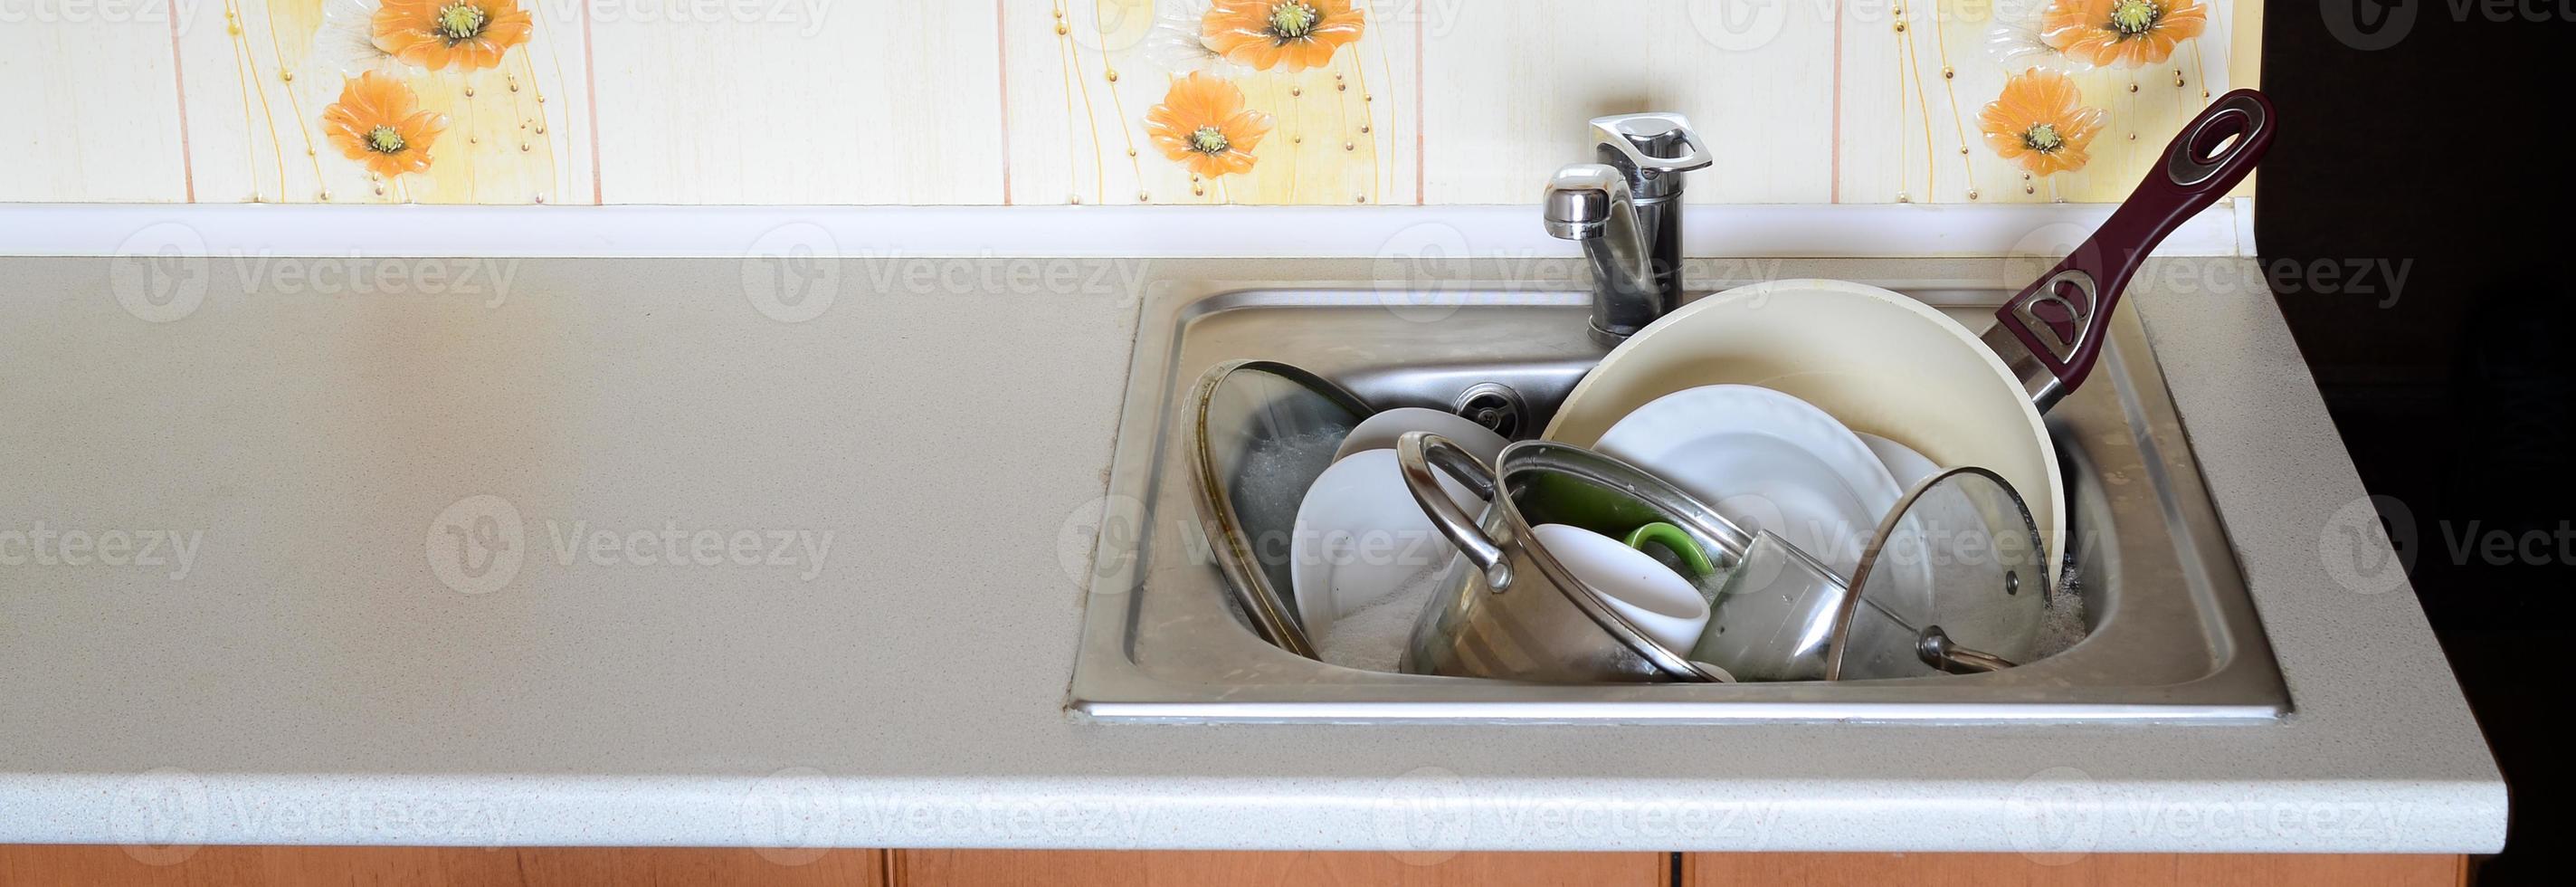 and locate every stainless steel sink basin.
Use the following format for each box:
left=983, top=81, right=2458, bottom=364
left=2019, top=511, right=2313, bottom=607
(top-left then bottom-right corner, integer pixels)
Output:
left=1069, top=281, right=2288, bottom=722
